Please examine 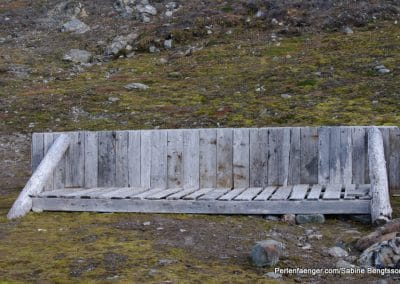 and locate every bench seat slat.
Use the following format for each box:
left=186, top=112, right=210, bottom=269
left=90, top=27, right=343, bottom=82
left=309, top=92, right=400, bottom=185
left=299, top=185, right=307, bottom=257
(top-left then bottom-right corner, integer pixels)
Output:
left=198, top=188, right=230, bottom=200
left=323, top=184, right=342, bottom=200
left=131, top=188, right=165, bottom=200
left=218, top=188, right=246, bottom=201
left=146, top=188, right=183, bottom=200
left=270, top=186, right=292, bottom=200
left=183, top=188, right=213, bottom=200
left=289, top=184, right=309, bottom=200
left=101, top=187, right=147, bottom=199
left=307, top=185, right=322, bottom=200
left=253, top=186, right=277, bottom=201
left=166, top=188, right=198, bottom=200
left=234, top=187, right=263, bottom=201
